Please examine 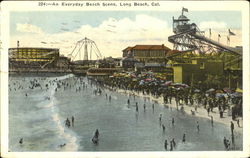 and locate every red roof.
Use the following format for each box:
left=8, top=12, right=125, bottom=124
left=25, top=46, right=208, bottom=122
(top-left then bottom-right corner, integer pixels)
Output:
left=122, top=46, right=133, bottom=52
left=131, top=45, right=170, bottom=51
